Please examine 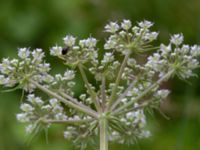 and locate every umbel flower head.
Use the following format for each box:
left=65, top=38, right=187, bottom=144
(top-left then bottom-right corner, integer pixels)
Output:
left=0, top=20, right=200, bottom=150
